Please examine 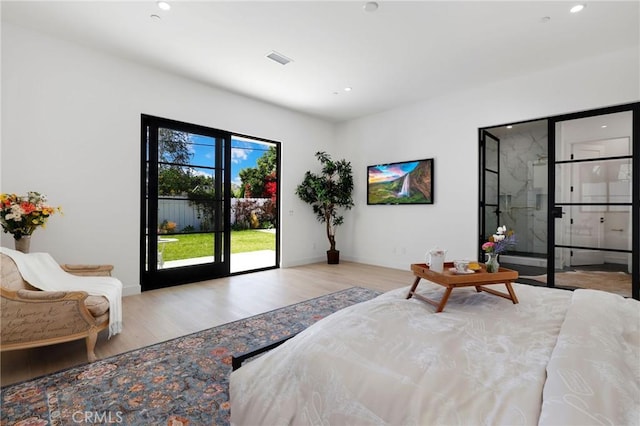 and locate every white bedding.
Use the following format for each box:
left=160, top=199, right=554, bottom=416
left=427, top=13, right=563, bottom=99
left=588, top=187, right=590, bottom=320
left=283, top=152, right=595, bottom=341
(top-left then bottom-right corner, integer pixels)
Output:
left=539, top=289, right=640, bottom=425
left=230, top=282, right=639, bottom=426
